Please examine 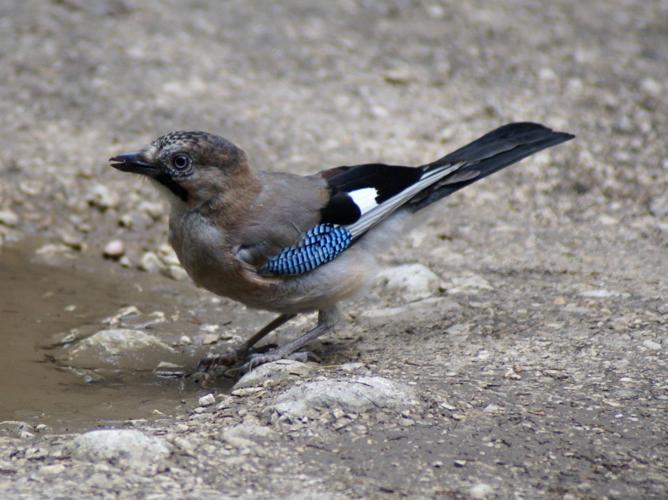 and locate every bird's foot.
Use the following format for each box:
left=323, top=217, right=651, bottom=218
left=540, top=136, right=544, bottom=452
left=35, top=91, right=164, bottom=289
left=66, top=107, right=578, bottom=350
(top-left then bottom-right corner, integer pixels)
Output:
left=195, top=349, right=241, bottom=374
left=192, top=349, right=246, bottom=382
left=192, top=343, right=281, bottom=381
left=238, top=349, right=320, bottom=374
